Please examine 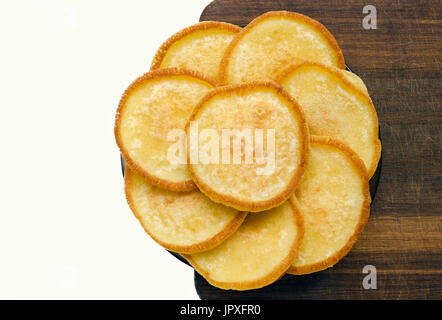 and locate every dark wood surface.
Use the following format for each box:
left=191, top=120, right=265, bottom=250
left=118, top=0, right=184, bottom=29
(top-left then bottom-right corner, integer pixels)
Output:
left=193, top=0, right=442, bottom=299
